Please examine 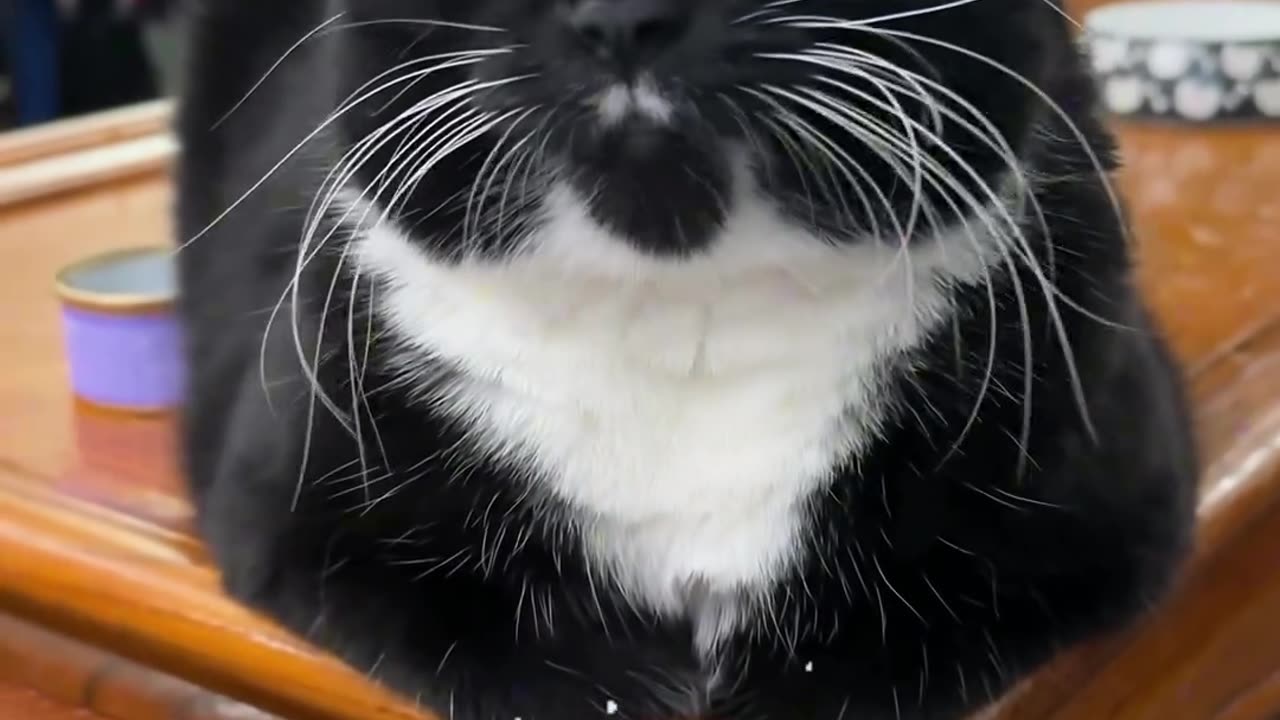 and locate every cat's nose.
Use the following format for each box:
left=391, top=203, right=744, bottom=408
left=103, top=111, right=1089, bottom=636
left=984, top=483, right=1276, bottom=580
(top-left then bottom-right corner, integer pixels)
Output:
left=568, top=0, right=691, bottom=69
